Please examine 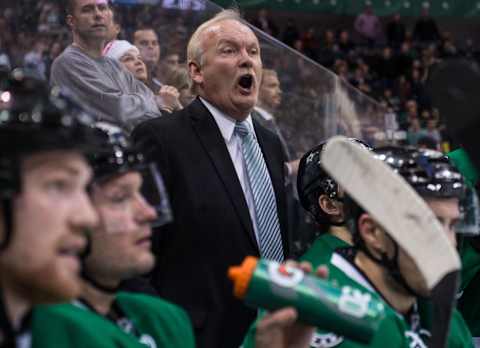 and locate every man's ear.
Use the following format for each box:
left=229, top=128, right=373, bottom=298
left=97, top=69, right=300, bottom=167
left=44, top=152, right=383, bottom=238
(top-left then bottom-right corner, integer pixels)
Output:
left=357, top=213, right=387, bottom=256
left=66, top=14, right=74, bottom=29
left=188, top=60, right=203, bottom=85
left=318, top=194, right=341, bottom=216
